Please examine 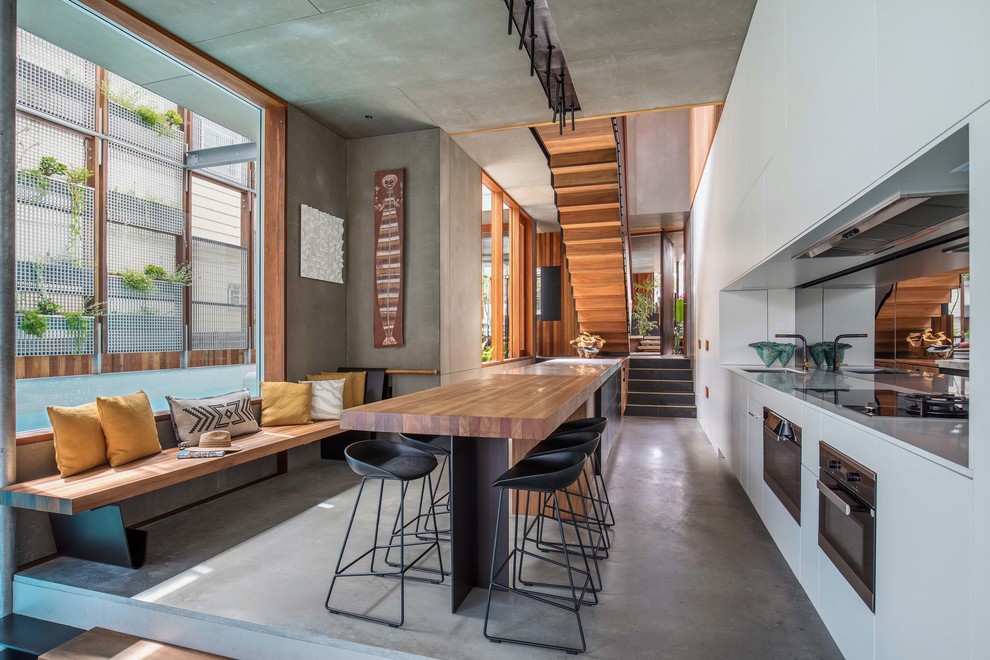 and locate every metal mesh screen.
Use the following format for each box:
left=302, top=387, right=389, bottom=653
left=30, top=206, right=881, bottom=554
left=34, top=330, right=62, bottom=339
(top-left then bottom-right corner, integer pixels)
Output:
left=106, top=72, right=184, bottom=162
left=190, top=238, right=249, bottom=350
left=16, top=29, right=95, bottom=130
left=106, top=223, right=178, bottom=276
left=14, top=115, right=96, bottom=356
left=189, top=114, right=252, bottom=188
left=106, top=142, right=184, bottom=235
left=106, top=276, right=184, bottom=353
